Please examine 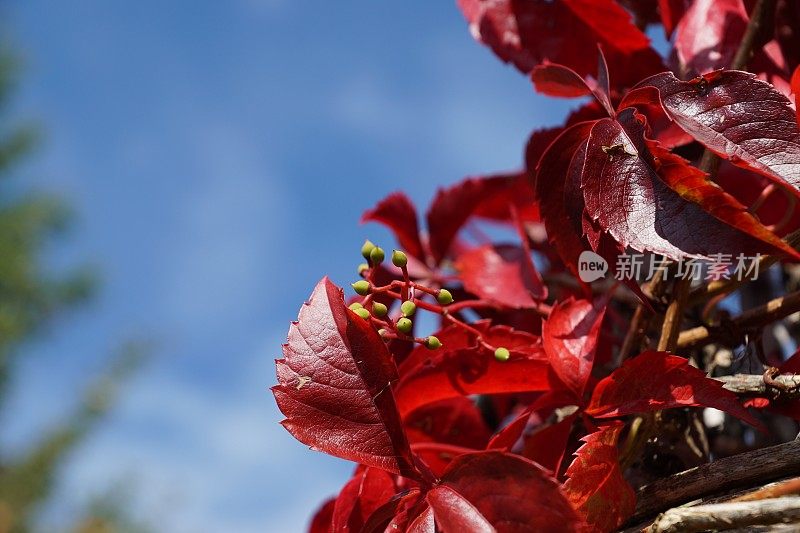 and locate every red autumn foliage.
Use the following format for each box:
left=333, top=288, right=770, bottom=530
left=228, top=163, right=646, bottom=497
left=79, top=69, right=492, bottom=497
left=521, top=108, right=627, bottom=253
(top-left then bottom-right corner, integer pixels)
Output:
left=274, top=2, right=800, bottom=531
